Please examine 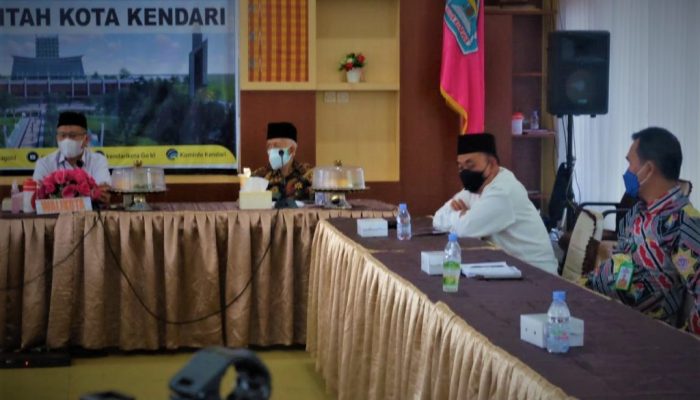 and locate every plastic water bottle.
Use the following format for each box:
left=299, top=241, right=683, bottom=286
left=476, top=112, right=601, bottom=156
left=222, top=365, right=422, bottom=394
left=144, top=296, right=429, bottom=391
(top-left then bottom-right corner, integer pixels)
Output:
left=396, top=203, right=412, bottom=240
left=442, top=233, right=461, bottom=292
left=546, top=290, right=571, bottom=353
left=531, top=110, right=540, bottom=130
left=10, top=180, right=21, bottom=214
